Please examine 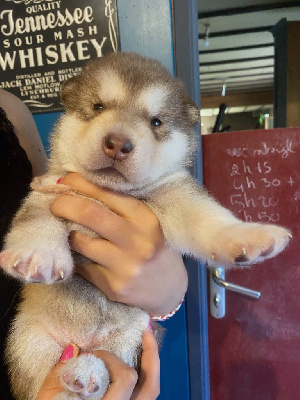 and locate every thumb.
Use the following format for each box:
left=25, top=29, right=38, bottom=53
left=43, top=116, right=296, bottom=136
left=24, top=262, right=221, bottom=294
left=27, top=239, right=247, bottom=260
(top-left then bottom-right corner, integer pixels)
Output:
left=35, top=343, right=80, bottom=400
